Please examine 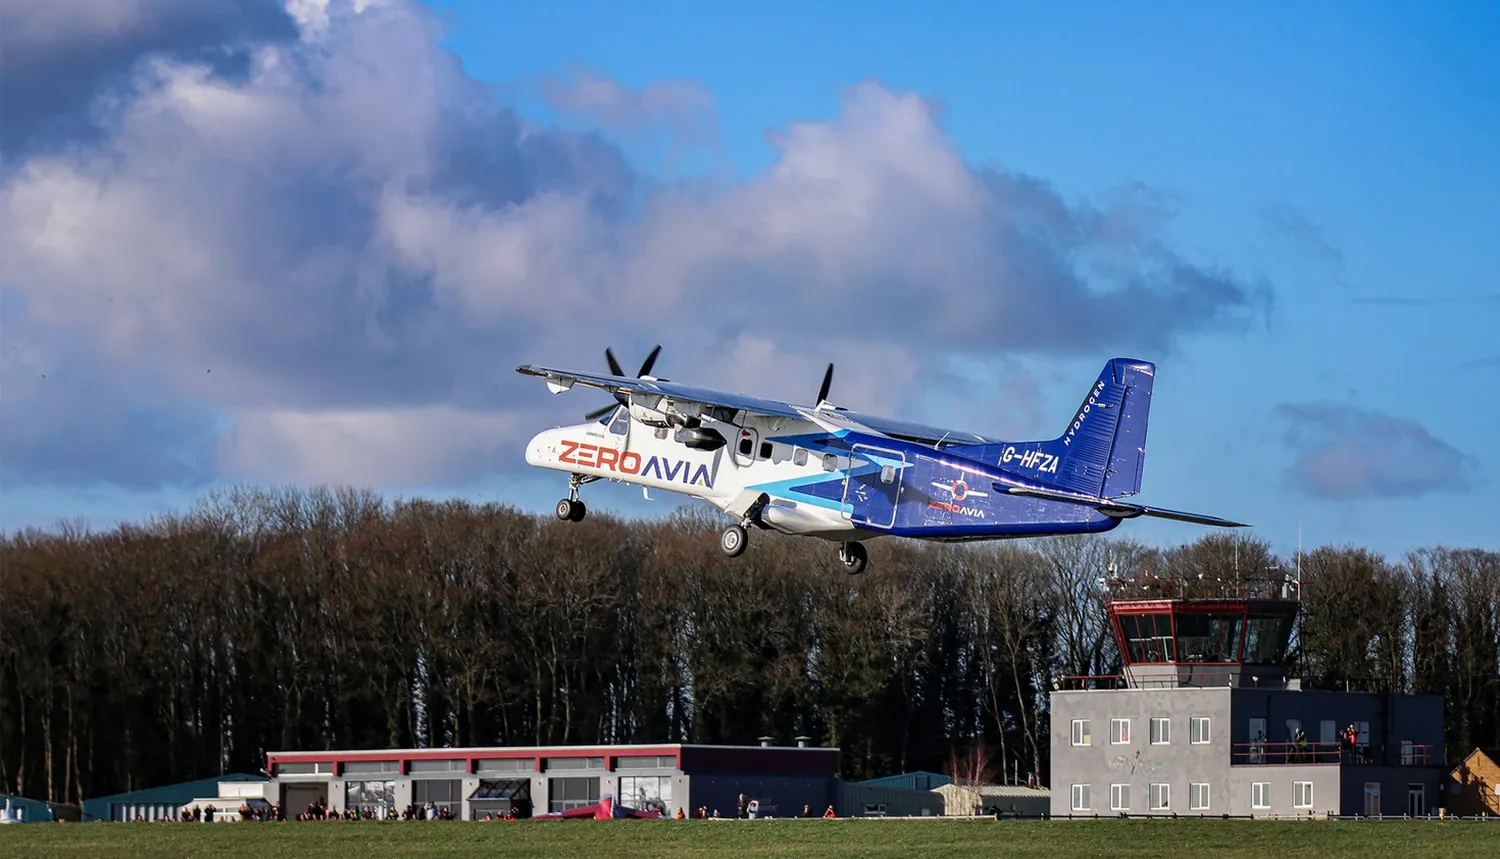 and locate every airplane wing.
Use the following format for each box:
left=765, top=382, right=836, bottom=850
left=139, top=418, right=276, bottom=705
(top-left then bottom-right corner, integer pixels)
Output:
left=516, top=364, right=1004, bottom=443
left=516, top=364, right=815, bottom=422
